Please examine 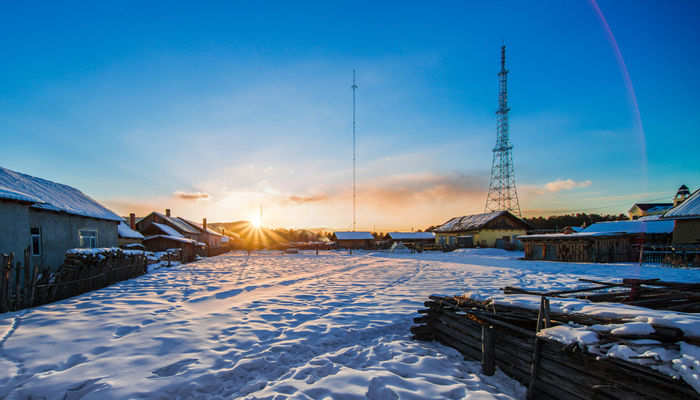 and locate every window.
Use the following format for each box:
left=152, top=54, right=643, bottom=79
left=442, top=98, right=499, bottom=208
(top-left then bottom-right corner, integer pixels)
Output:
left=79, top=229, right=98, bottom=248
left=30, top=227, right=41, bottom=256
